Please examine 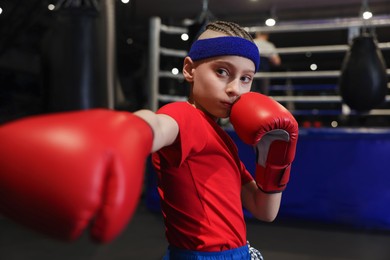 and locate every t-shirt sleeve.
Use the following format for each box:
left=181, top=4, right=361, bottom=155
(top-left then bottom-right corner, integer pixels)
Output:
left=156, top=102, right=207, bottom=167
